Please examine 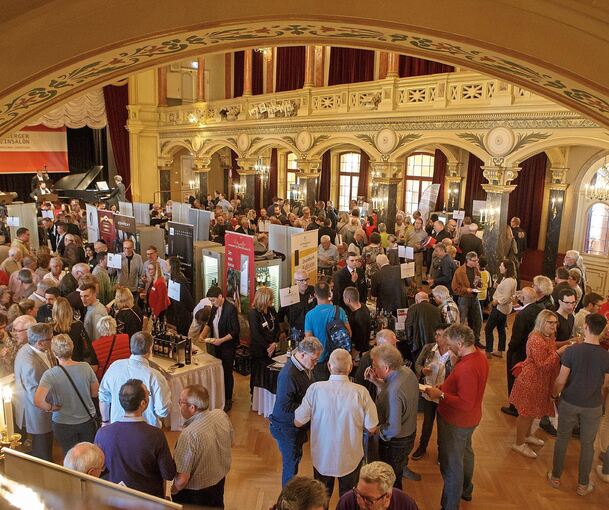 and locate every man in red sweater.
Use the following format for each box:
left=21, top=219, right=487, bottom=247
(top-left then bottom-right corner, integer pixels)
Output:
left=425, top=323, right=488, bottom=510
